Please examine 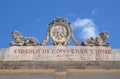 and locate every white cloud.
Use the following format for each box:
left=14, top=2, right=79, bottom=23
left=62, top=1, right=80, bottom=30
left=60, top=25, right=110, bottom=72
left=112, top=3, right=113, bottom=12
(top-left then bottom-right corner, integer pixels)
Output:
left=72, top=18, right=98, bottom=39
